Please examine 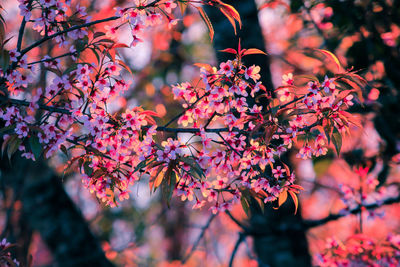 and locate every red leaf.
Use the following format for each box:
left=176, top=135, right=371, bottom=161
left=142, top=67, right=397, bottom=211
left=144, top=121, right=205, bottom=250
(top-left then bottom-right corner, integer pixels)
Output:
left=193, top=63, right=214, bottom=73
left=315, top=49, right=343, bottom=73
left=219, top=2, right=242, bottom=29
left=177, top=1, right=187, bottom=15
left=112, top=43, right=129, bottom=49
left=289, top=184, right=305, bottom=192
left=241, top=48, right=267, bottom=56
left=195, top=6, right=214, bottom=41
left=219, top=6, right=237, bottom=34
left=288, top=190, right=299, bottom=214
left=140, top=110, right=160, bottom=117
left=116, top=59, right=133, bottom=77
left=219, top=48, right=237, bottom=54
left=259, top=1, right=290, bottom=11
left=278, top=190, right=288, bottom=208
